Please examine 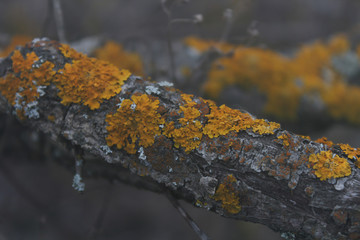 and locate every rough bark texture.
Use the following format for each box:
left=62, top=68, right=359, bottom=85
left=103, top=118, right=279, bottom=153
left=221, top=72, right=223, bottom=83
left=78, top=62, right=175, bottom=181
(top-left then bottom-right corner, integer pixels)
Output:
left=0, top=39, right=360, bottom=240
